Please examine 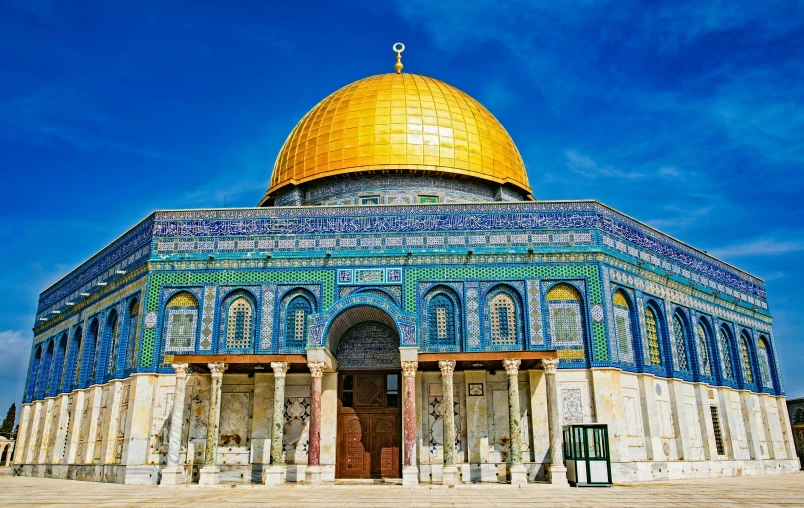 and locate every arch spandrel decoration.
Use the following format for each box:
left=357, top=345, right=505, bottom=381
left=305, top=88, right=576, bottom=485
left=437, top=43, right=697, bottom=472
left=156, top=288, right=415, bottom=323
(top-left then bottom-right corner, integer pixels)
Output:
left=308, top=293, right=416, bottom=354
